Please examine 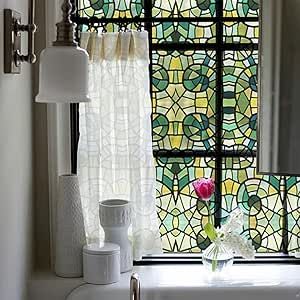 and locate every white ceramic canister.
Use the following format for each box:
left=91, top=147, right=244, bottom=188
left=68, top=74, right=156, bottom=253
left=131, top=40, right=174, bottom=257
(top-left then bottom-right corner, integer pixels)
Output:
left=83, top=243, right=120, bottom=285
left=99, top=199, right=133, bottom=273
